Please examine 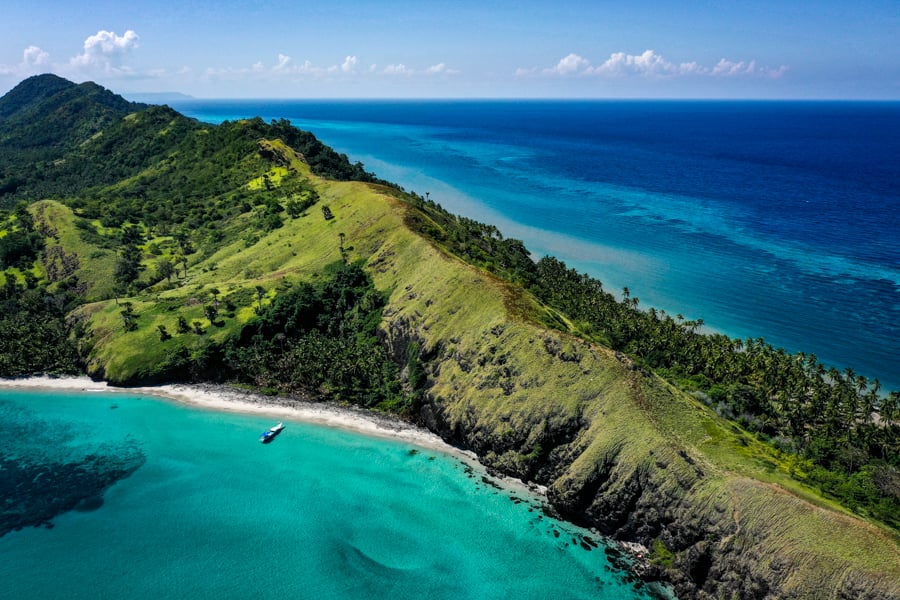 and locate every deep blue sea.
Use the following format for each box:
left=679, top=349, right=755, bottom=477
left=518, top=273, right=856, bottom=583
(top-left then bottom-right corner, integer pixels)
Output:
left=0, top=389, right=665, bottom=599
left=172, top=99, right=900, bottom=391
